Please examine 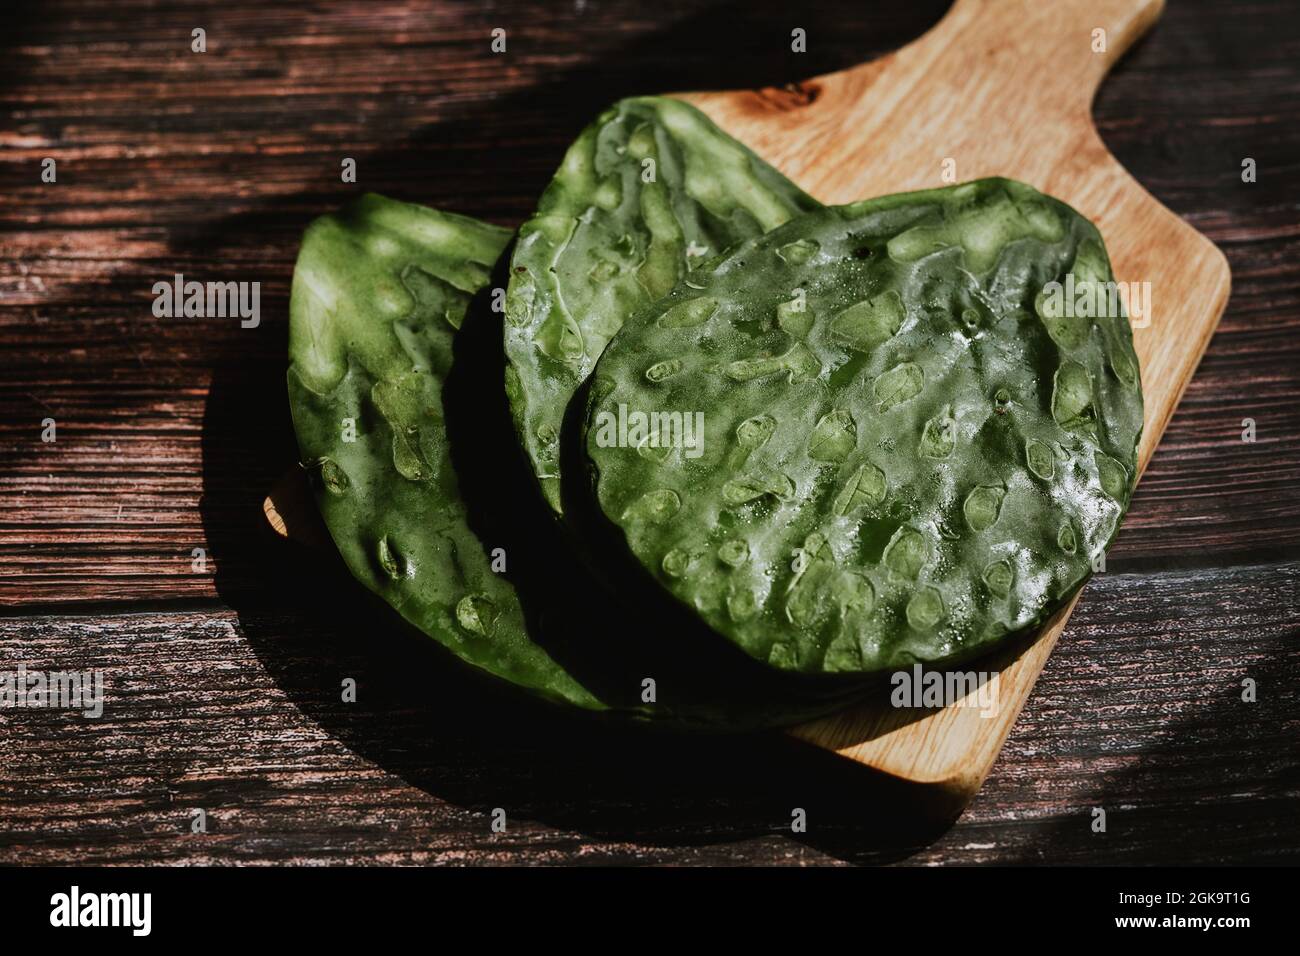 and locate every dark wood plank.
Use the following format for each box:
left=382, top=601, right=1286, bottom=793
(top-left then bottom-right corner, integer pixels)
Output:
left=2, top=0, right=1298, bottom=605
left=1, top=562, right=1296, bottom=865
